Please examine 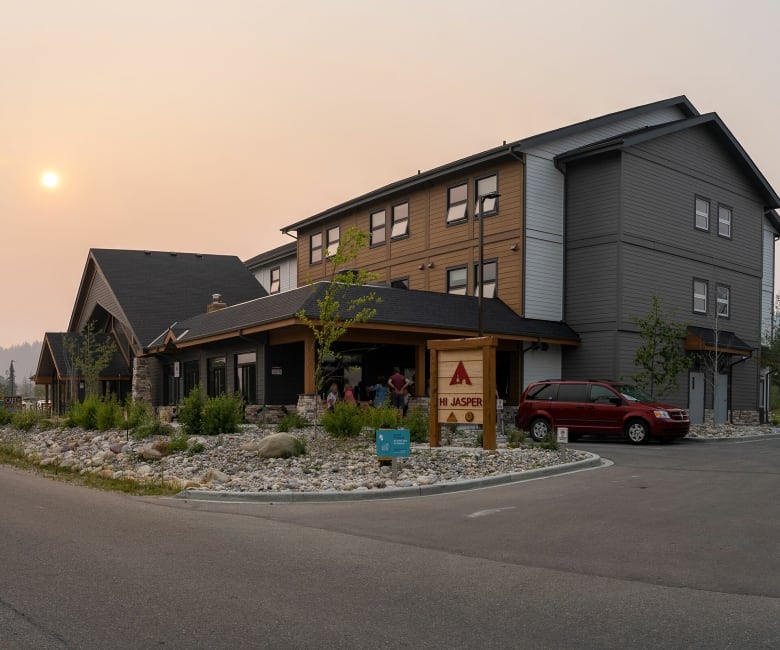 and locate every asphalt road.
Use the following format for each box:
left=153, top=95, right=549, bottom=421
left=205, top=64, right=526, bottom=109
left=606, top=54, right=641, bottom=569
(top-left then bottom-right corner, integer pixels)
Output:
left=1, top=435, right=778, bottom=649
